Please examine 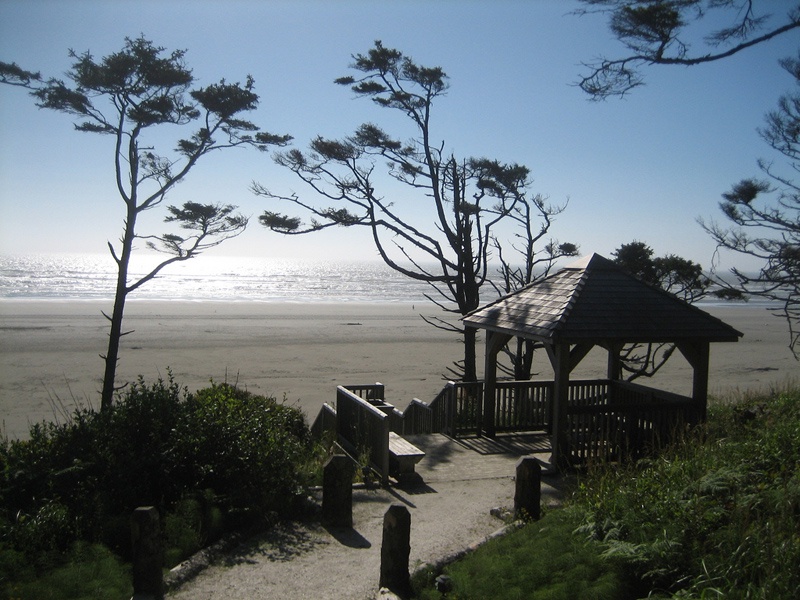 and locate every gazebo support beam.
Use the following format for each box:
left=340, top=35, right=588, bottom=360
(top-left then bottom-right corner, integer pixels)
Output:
left=676, top=341, right=710, bottom=423
left=605, top=342, right=624, bottom=381
left=569, top=342, right=595, bottom=372
left=482, top=330, right=512, bottom=438
left=547, top=341, right=572, bottom=469
left=544, top=342, right=594, bottom=374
